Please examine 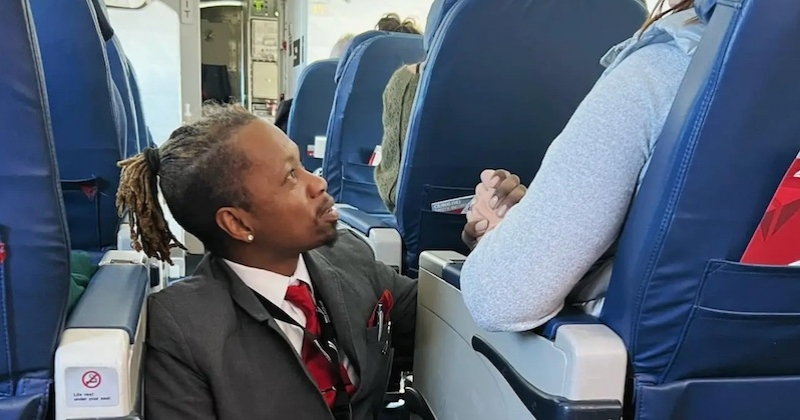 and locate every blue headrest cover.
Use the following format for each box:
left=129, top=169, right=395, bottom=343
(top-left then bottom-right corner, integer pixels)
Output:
left=423, top=0, right=459, bottom=51
left=335, top=30, right=387, bottom=83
